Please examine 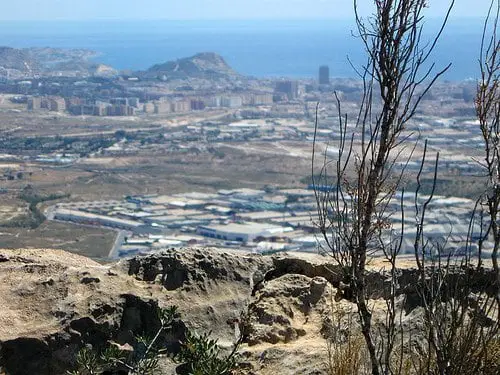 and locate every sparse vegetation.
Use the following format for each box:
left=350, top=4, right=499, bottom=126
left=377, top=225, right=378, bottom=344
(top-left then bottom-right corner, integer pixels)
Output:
left=324, top=304, right=367, bottom=375
left=313, top=0, right=500, bottom=374
left=68, top=306, right=180, bottom=375
left=0, top=185, right=69, bottom=228
left=175, top=330, right=240, bottom=375
left=69, top=306, right=243, bottom=375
